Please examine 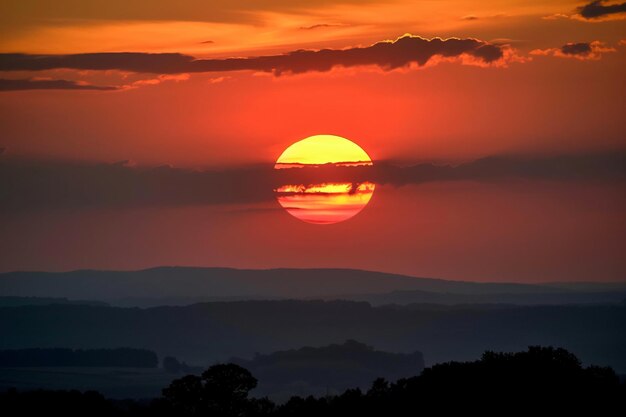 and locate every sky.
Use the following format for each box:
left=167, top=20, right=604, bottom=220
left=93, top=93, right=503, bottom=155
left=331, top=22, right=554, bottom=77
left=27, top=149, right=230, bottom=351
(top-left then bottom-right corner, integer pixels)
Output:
left=1, top=0, right=625, bottom=282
